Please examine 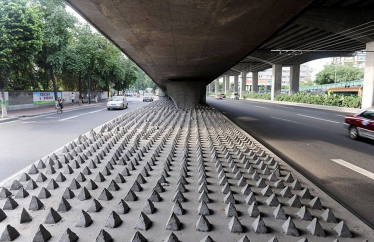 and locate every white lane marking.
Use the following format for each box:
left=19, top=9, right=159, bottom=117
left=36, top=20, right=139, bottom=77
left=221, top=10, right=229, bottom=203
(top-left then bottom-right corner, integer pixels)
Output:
left=89, top=109, right=104, bottom=114
left=297, top=114, right=340, bottom=124
left=331, top=159, right=374, bottom=180
left=277, top=105, right=295, bottom=110
left=335, top=114, right=347, bottom=117
left=22, top=121, right=36, bottom=124
left=0, top=120, right=19, bottom=125
left=270, top=116, right=301, bottom=124
left=253, top=105, right=268, bottom=109
left=59, top=108, right=105, bottom=121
